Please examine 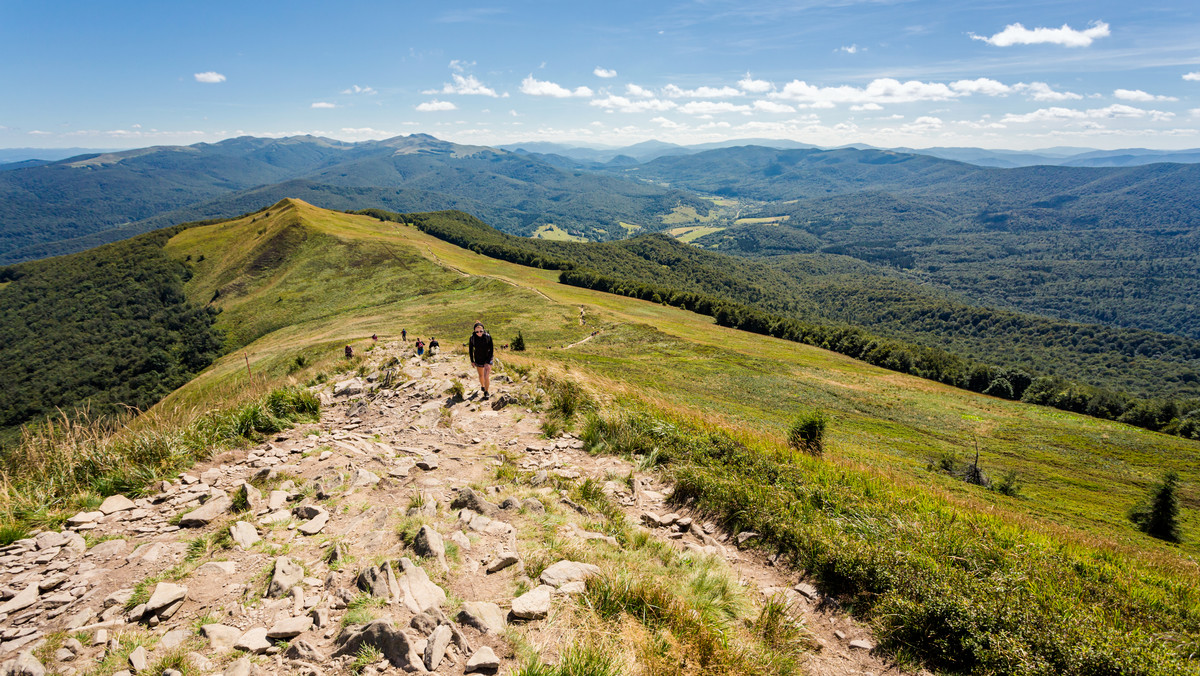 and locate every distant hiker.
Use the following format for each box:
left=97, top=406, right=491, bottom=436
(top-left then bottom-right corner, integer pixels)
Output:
left=344, top=345, right=353, bottom=359
left=469, top=321, right=494, bottom=399
left=429, top=337, right=440, bottom=355
left=402, top=328, right=407, bottom=342
left=415, top=339, right=425, bottom=356
left=371, top=333, right=378, bottom=342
